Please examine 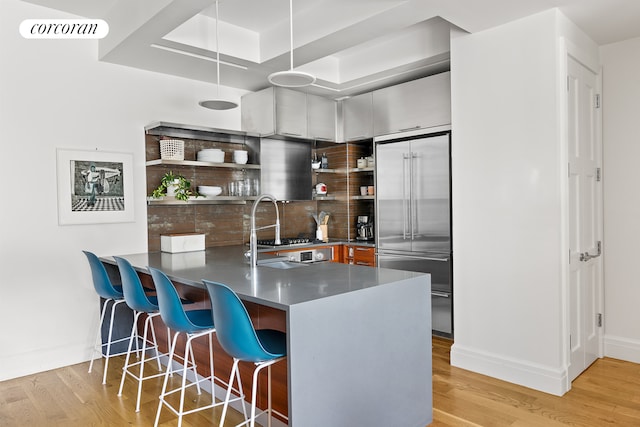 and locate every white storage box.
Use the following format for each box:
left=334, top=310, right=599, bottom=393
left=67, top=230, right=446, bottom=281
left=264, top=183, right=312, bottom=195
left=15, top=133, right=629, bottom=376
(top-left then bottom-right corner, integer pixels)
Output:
left=161, top=233, right=205, bottom=253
